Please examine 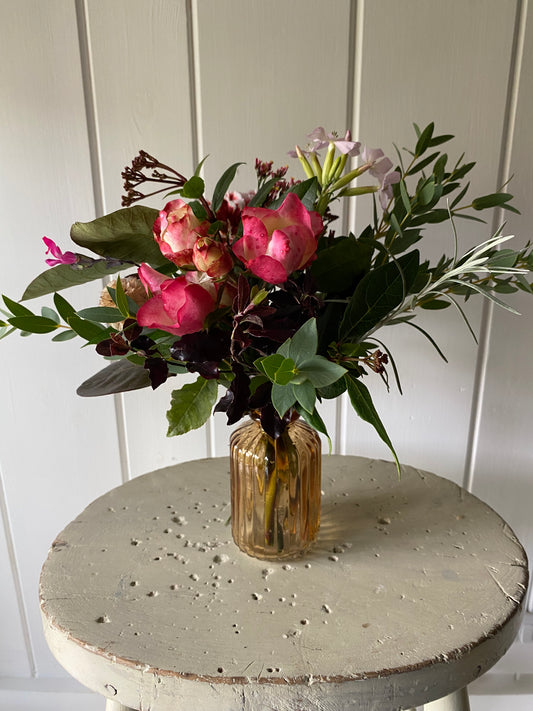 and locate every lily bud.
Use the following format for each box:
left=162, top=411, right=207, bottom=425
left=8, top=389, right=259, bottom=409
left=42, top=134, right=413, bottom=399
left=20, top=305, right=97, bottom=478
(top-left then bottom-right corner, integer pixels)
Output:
left=295, top=146, right=314, bottom=179
left=339, top=185, right=379, bottom=197
left=322, top=142, right=336, bottom=184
